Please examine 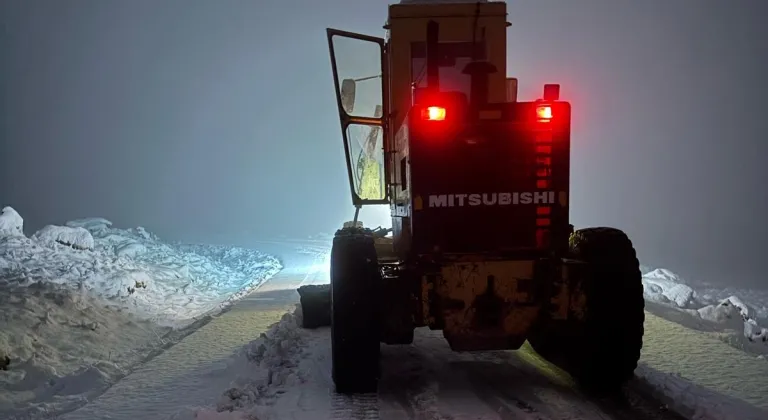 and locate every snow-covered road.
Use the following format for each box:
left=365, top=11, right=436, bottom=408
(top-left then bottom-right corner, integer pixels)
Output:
left=205, top=312, right=686, bottom=420
left=59, top=289, right=298, bottom=420
left=56, top=240, right=690, bottom=420
left=58, top=240, right=329, bottom=420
